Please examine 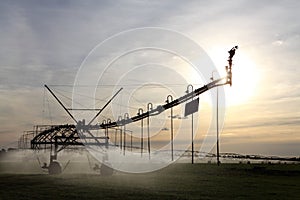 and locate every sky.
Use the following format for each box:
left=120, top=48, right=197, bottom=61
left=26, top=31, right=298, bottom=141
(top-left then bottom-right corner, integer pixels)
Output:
left=0, top=0, right=299, bottom=157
